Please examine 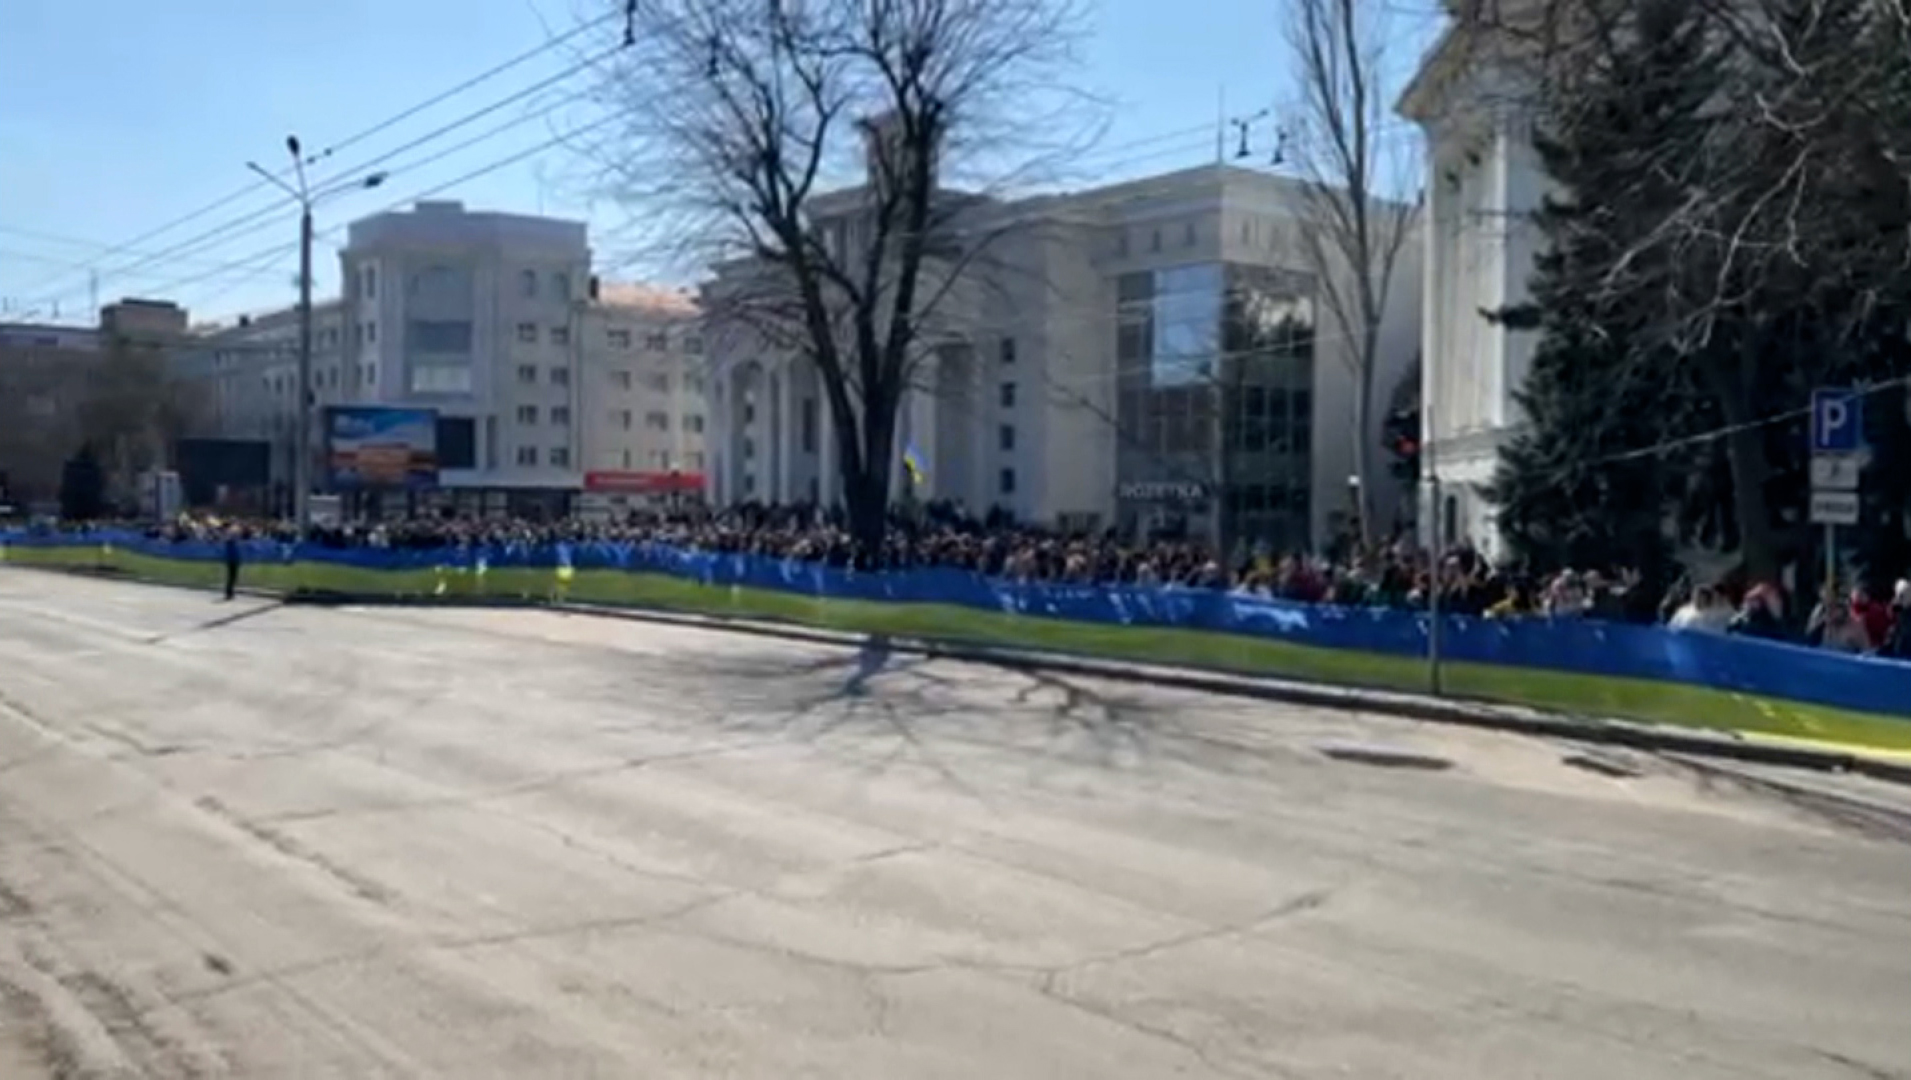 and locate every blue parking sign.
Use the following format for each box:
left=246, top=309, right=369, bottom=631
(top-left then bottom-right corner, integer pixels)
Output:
left=1811, top=389, right=1863, bottom=453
